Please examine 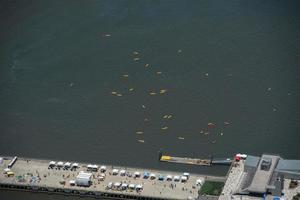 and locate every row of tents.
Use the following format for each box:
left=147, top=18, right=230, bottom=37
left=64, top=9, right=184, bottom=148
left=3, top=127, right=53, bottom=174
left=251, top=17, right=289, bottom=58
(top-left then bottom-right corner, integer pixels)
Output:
left=106, top=182, right=143, bottom=191
left=111, top=169, right=190, bottom=182
left=49, top=161, right=79, bottom=169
